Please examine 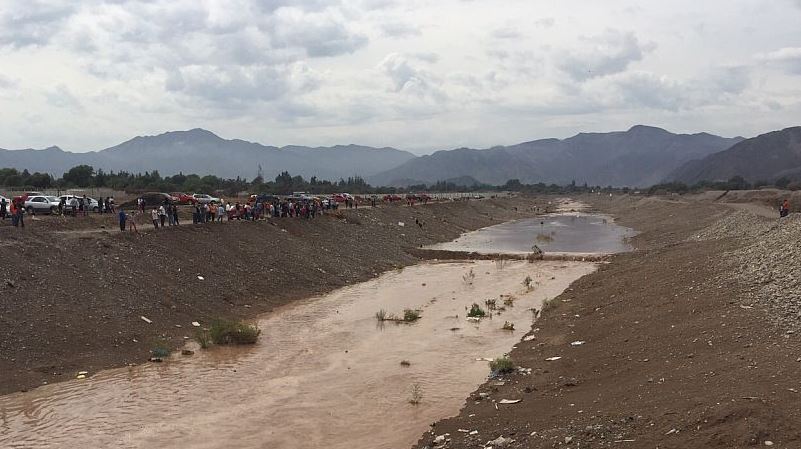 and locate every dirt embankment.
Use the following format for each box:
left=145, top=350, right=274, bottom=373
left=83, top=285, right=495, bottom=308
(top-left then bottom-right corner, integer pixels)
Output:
left=0, top=198, right=545, bottom=396
left=414, top=194, right=801, bottom=449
